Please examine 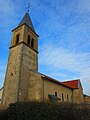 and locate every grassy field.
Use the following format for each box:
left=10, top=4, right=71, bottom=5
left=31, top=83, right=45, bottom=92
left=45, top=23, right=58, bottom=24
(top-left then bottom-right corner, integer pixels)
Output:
left=0, top=102, right=90, bottom=120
